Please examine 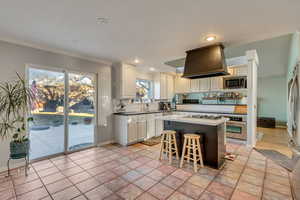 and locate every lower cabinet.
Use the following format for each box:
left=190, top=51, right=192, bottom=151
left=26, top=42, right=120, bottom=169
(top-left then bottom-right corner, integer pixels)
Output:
left=146, top=114, right=156, bottom=138
left=137, top=121, right=147, bottom=141
left=115, top=113, right=163, bottom=146
left=127, top=122, right=137, bottom=144
left=155, top=113, right=163, bottom=137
